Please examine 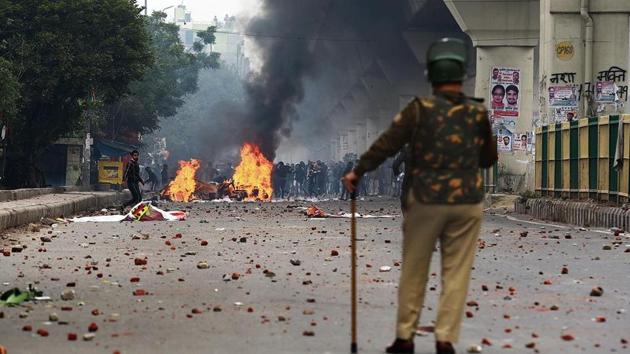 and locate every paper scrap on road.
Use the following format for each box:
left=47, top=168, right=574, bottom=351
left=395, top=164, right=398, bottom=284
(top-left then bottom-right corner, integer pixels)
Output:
left=71, top=202, right=185, bottom=222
